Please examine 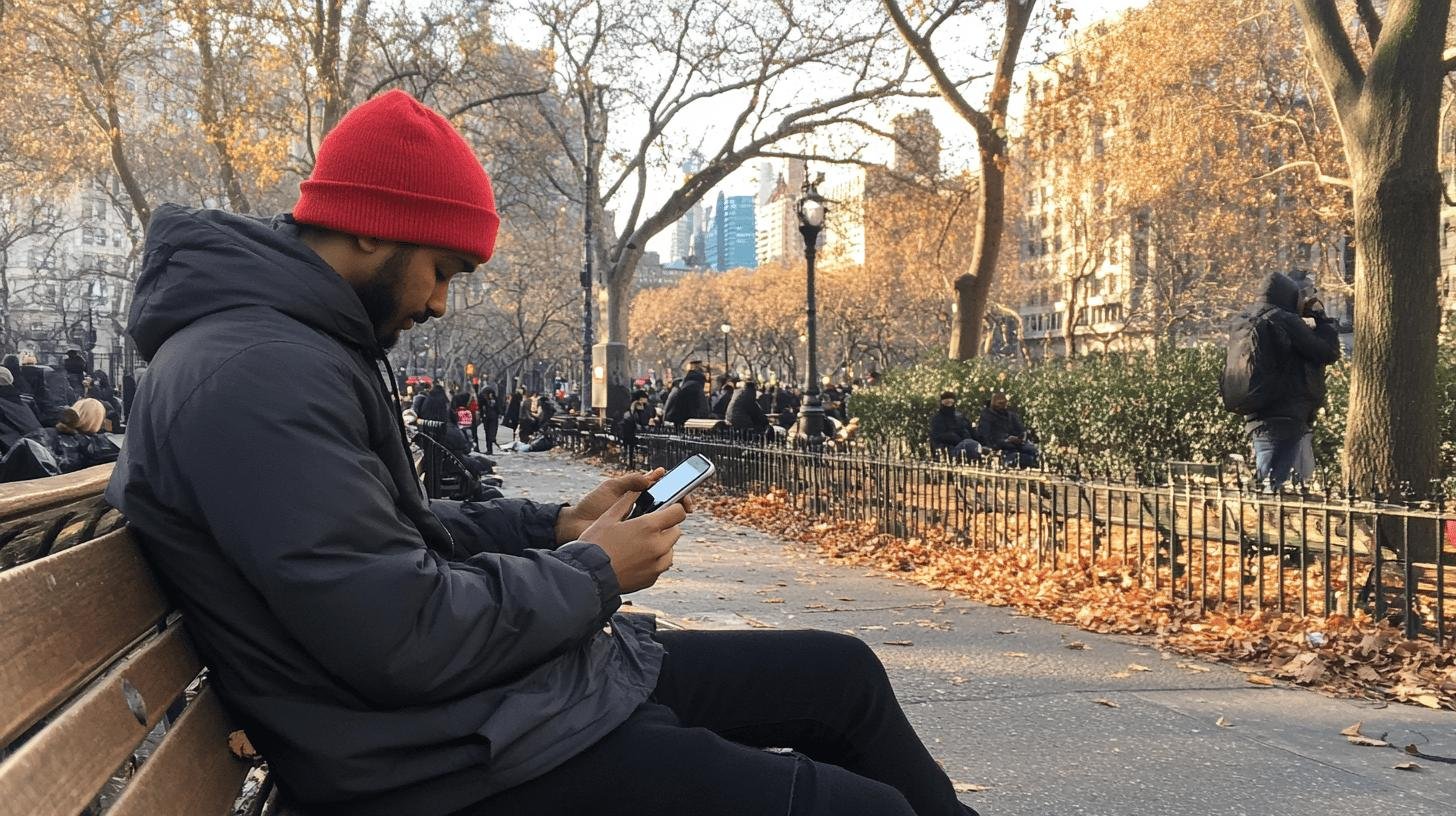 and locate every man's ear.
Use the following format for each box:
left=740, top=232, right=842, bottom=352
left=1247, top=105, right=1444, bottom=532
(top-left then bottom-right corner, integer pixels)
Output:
left=354, top=235, right=385, bottom=255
